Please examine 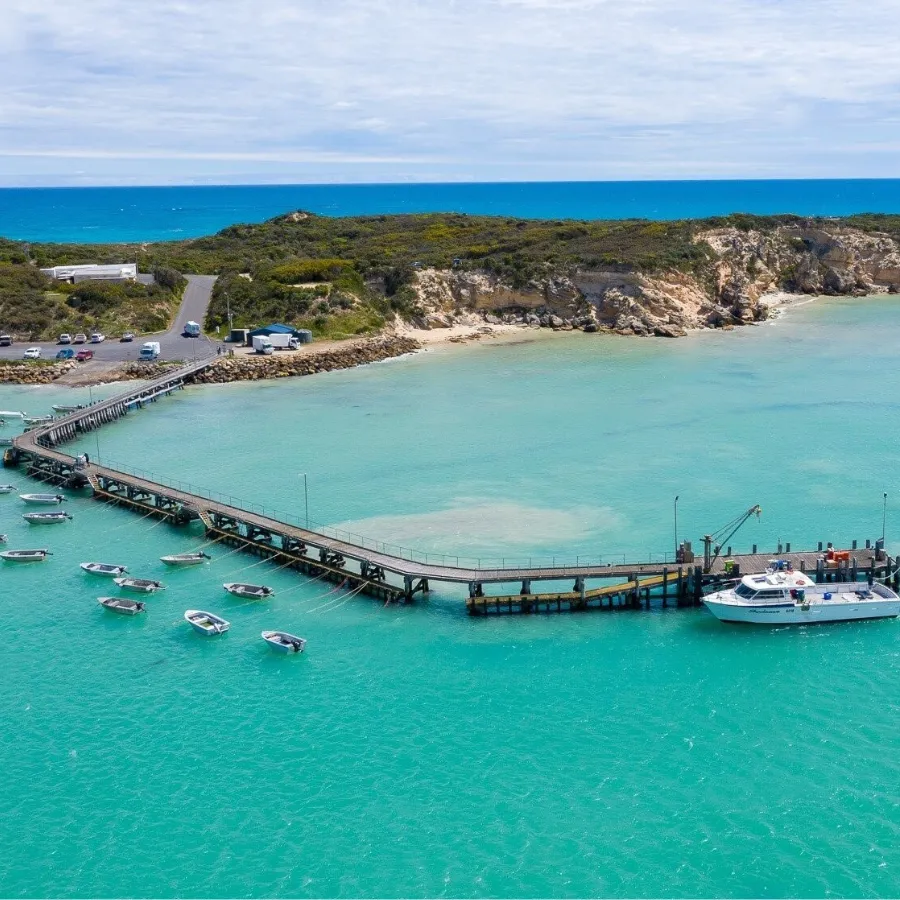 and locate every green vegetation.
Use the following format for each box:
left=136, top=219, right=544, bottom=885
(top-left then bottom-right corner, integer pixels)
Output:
left=4, top=211, right=900, bottom=339
left=0, top=261, right=185, bottom=340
